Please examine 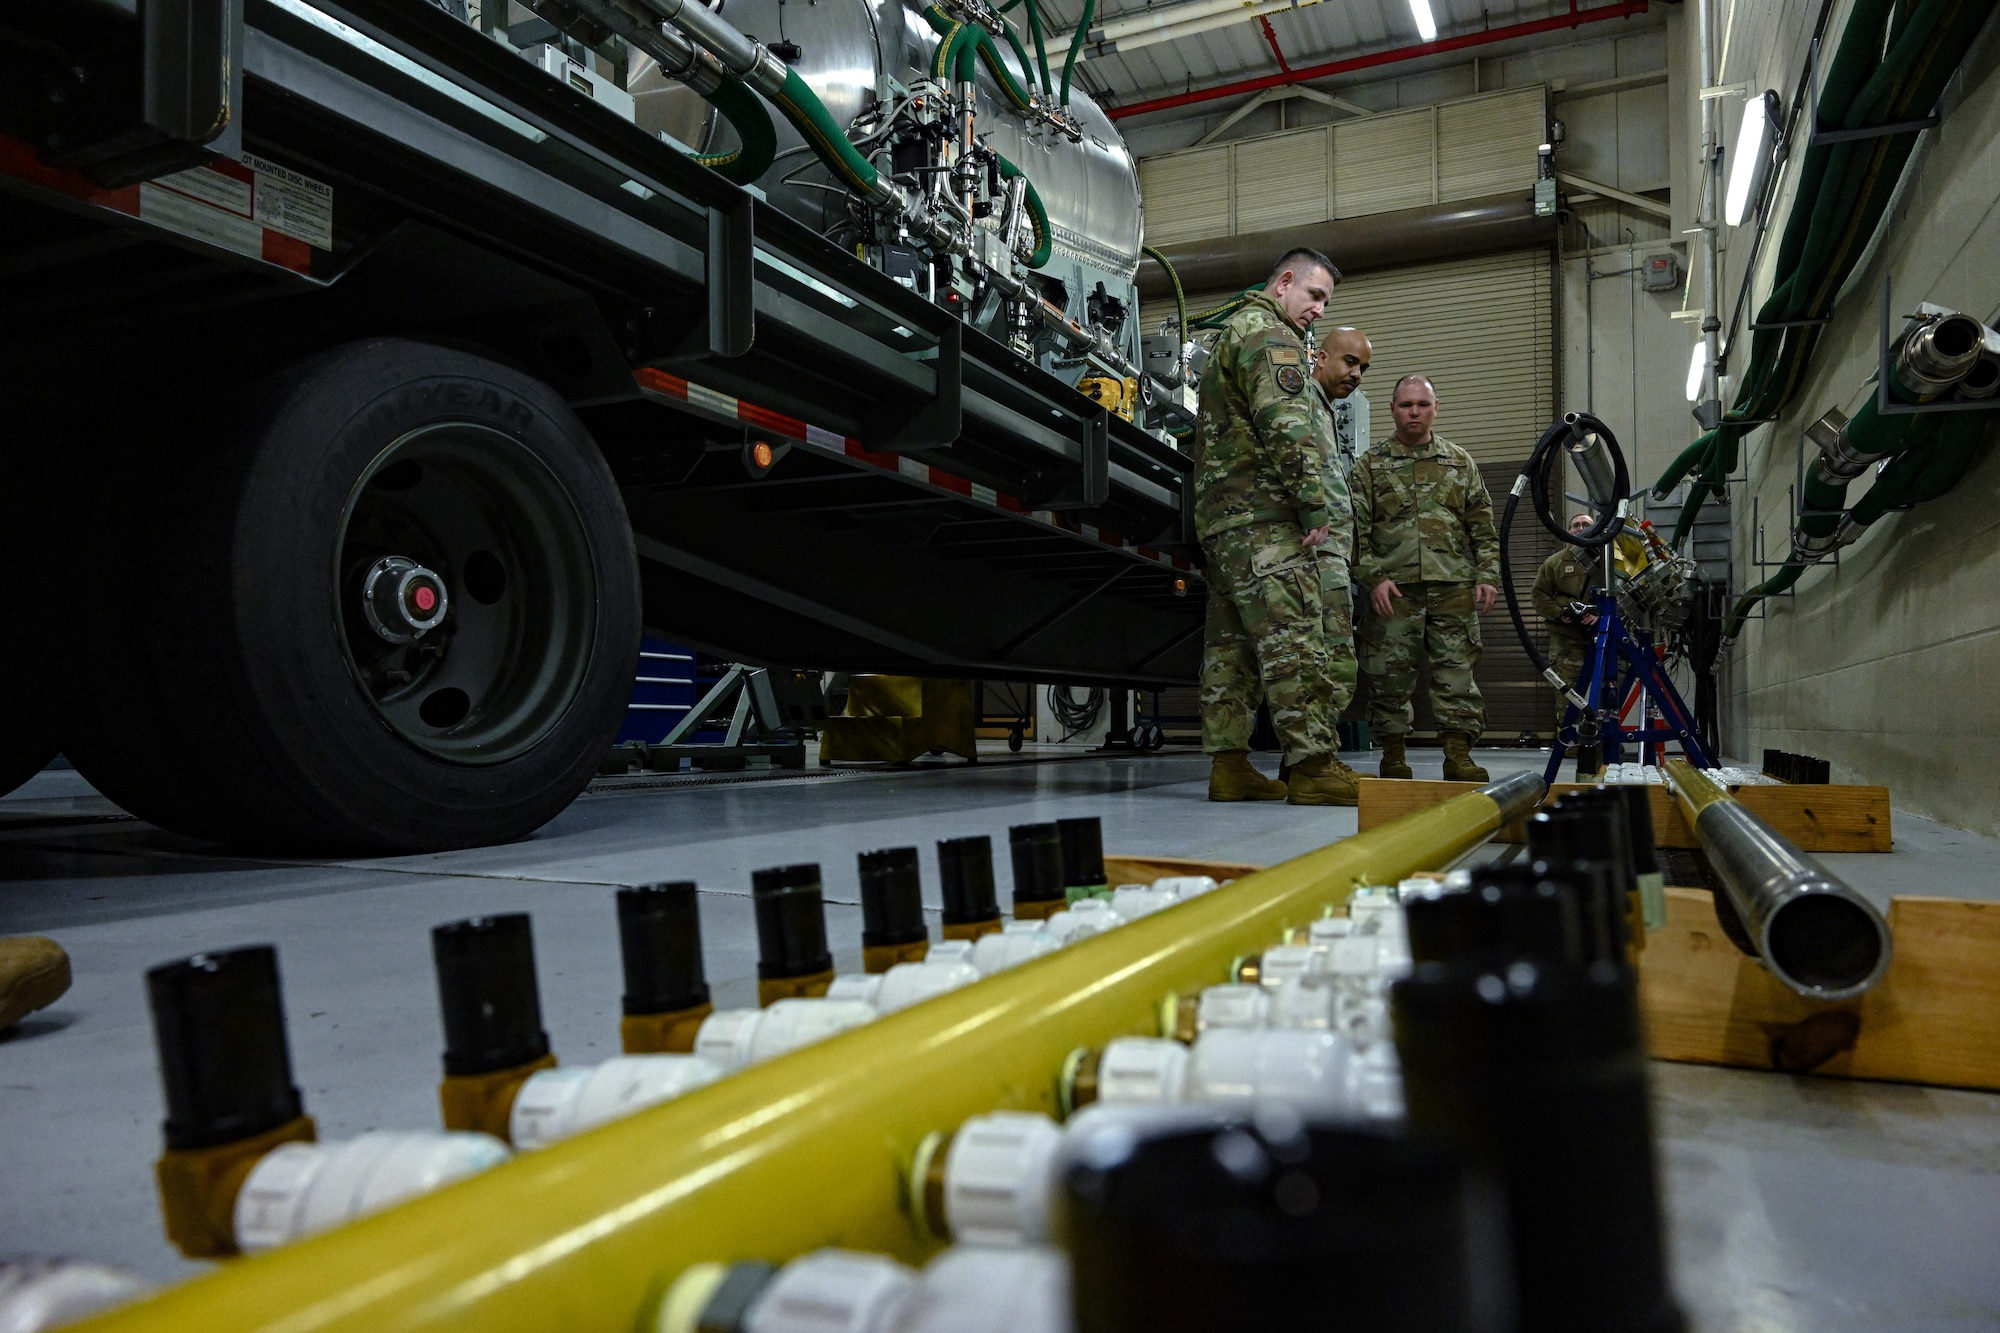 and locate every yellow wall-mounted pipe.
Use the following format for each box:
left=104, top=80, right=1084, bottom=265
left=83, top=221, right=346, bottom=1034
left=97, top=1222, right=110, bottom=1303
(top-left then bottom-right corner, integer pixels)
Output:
left=82, top=774, right=1543, bottom=1333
